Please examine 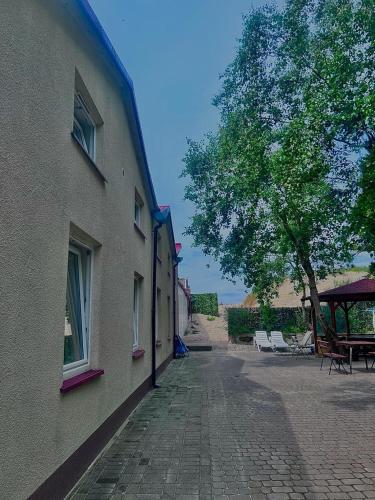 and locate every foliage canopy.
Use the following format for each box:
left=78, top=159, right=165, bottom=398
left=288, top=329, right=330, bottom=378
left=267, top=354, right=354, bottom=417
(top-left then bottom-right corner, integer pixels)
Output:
left=182, top=0, right=374, bottom=334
